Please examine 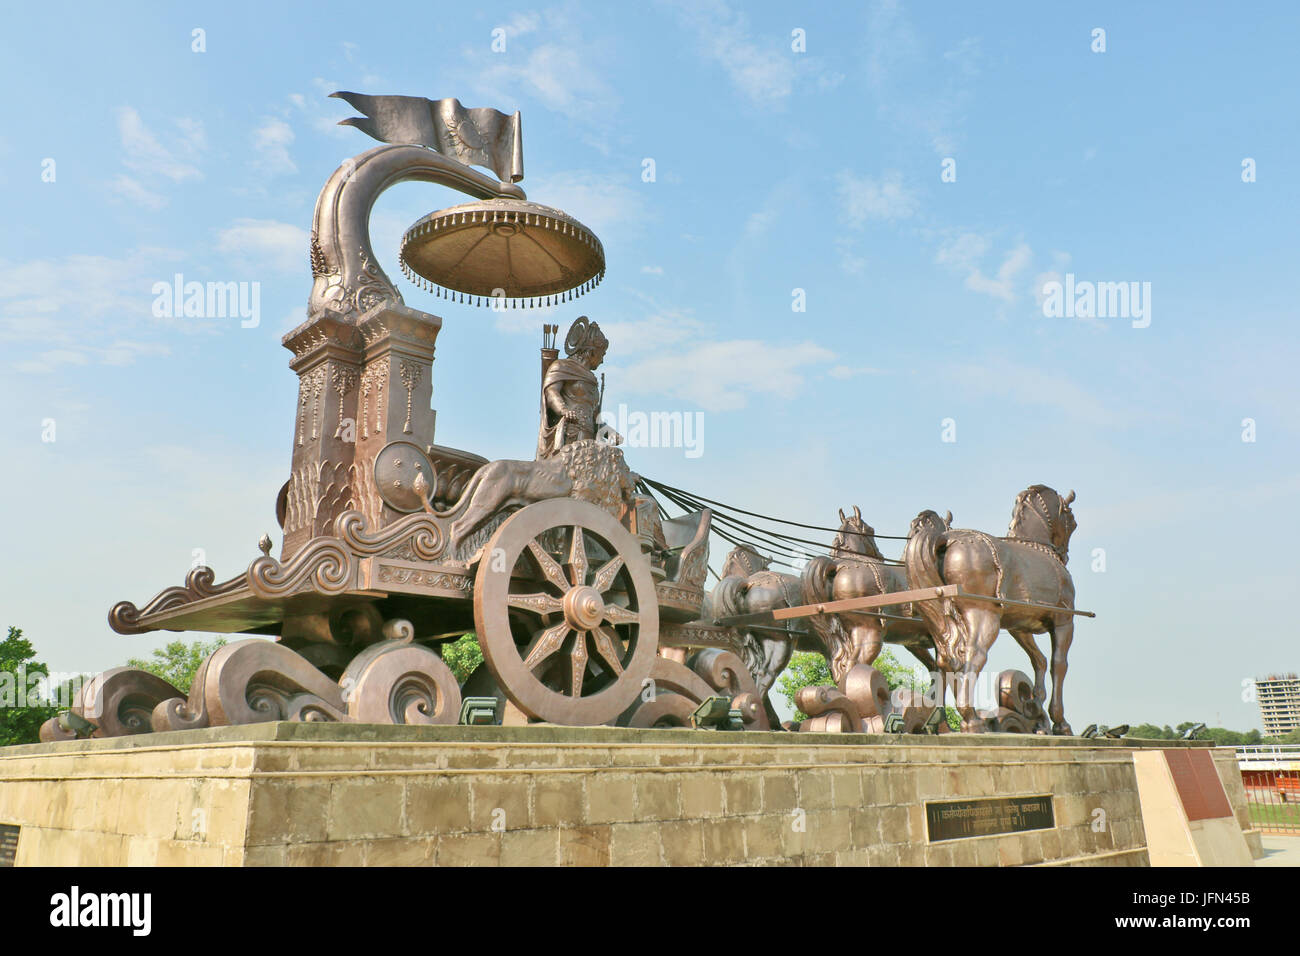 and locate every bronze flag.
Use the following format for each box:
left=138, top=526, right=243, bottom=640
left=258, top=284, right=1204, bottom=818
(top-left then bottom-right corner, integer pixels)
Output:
left=331, top=91, right=524, bottom=183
